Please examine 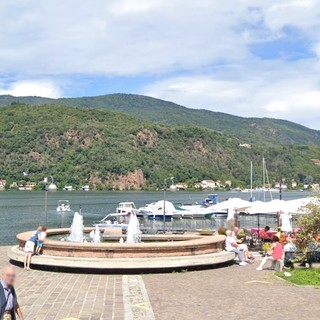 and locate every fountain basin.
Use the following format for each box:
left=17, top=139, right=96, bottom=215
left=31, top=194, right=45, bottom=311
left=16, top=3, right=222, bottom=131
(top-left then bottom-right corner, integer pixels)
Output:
left=8, top=228, right=235, bottom=272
